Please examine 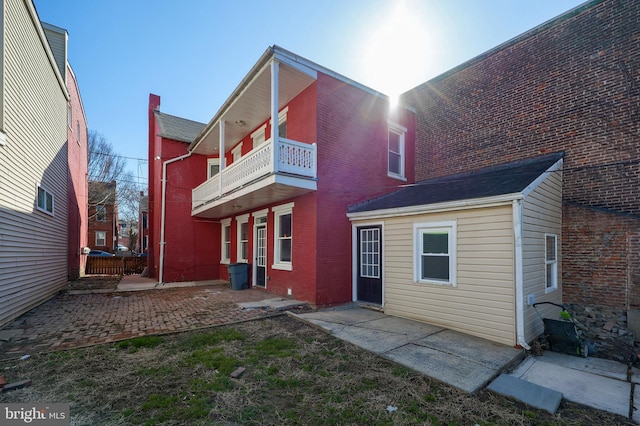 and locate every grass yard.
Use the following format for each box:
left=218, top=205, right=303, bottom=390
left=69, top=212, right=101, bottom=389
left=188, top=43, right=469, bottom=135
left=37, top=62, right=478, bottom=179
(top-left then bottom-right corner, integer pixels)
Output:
left=0, top=315, right=632, bottom=425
